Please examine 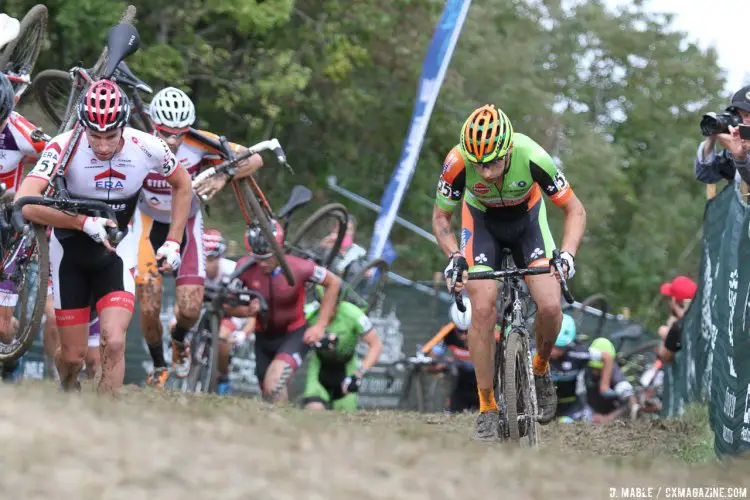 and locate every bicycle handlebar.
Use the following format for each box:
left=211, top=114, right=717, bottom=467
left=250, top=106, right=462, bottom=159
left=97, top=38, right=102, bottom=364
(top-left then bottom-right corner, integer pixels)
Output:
left=12, top=196, right=123, bottom=245
left=191, top=137, right=289, bottom=201
left=452, top=248, right=574, bottom=313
